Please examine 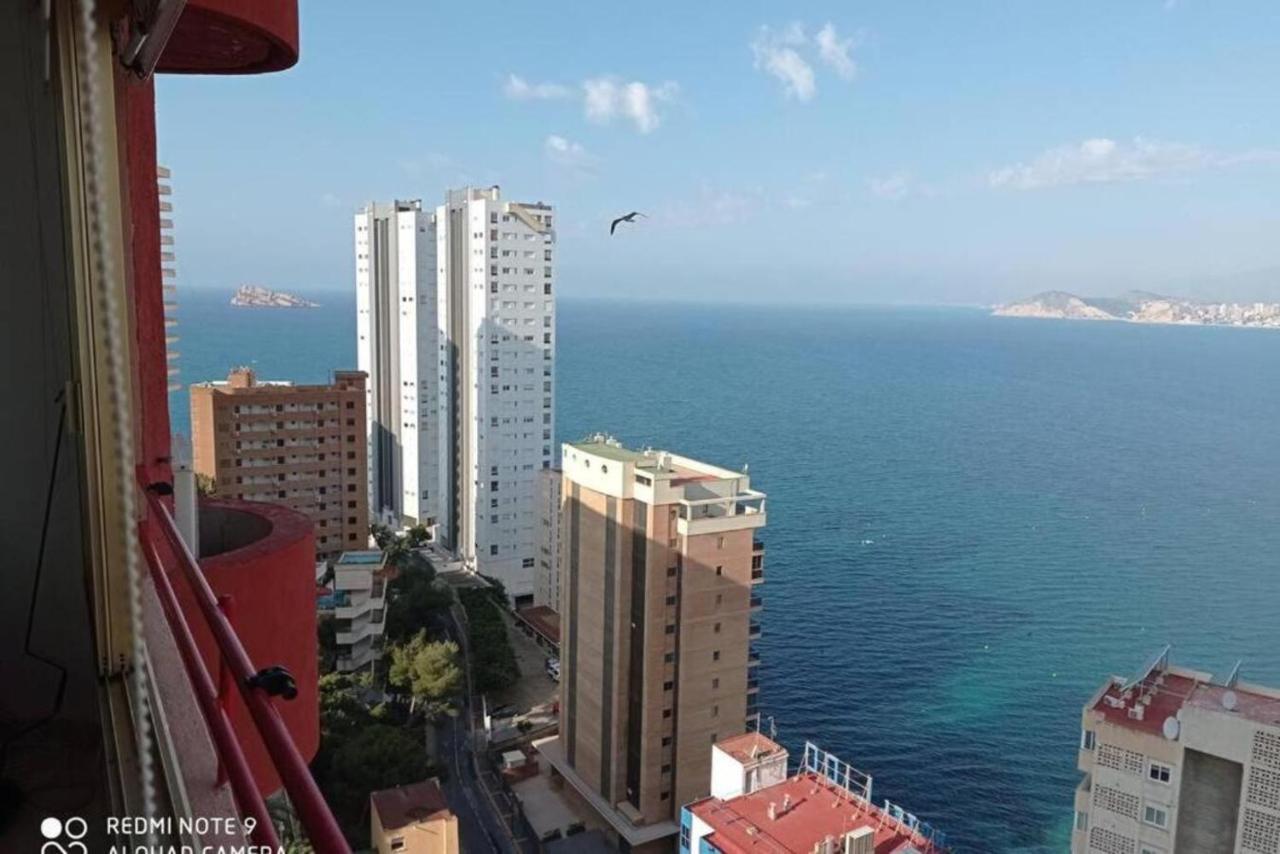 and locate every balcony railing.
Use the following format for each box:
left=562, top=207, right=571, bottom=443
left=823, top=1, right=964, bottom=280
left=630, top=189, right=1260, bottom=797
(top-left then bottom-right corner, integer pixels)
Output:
left=139, top=487, right=349, bottom=854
